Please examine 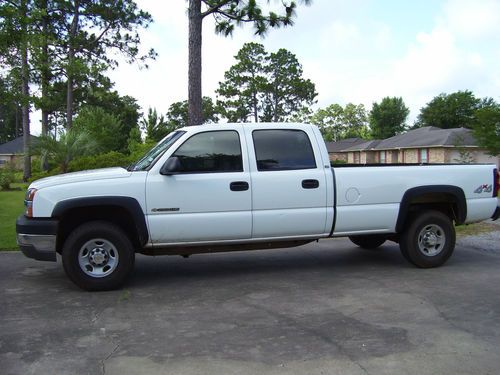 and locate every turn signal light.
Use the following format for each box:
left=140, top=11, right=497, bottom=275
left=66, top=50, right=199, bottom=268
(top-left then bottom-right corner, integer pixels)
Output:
left=24, top=188, right=37, bottom=218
